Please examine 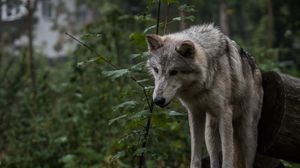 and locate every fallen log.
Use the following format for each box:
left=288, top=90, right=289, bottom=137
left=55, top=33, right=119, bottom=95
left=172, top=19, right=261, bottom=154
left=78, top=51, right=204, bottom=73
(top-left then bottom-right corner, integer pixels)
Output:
left=258, top=71, right=300, bottom=163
